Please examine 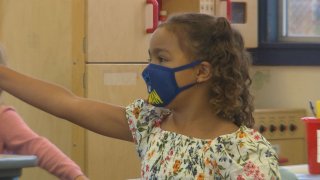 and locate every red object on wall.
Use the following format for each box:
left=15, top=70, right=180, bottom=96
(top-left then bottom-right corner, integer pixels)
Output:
left=278, top=157, right=289, bottom=165
left=220, top=0, right=232, bottom=21
left=226, top=0, right=232, bottom=21
left=157, top=0, right=162, bottom=14
left=146, top=0, right=159, bottom=33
